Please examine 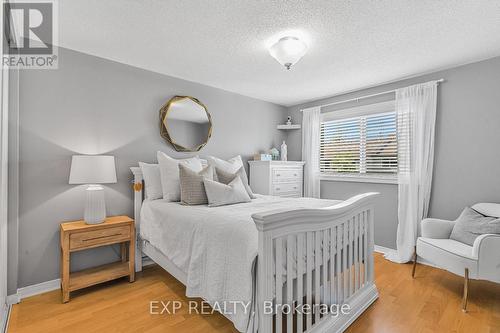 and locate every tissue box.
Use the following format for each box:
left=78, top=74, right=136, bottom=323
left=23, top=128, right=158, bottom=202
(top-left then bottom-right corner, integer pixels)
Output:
left=253, top=154, right=272, bottom=161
